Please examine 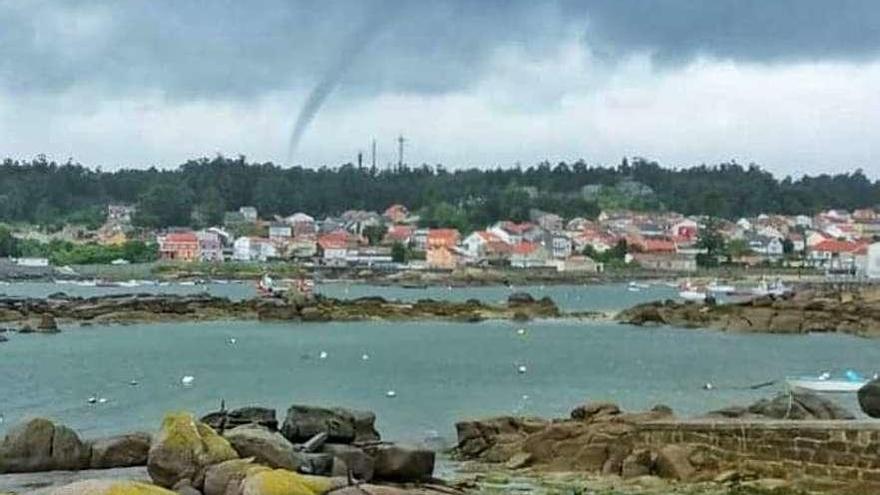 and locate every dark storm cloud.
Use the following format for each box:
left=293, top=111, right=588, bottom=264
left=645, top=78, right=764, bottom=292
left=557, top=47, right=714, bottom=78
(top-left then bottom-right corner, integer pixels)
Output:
left=1, top=0, right=879, bottom=100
